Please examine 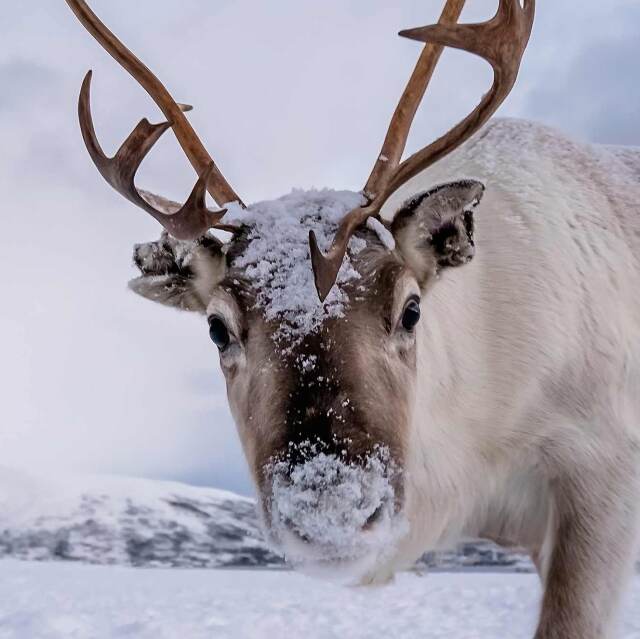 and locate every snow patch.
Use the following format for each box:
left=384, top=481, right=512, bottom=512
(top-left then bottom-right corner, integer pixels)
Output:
left=266, top=445, right=407, bottom=580
left=366, top=217, right=395, bottom=250
left=0, top=561, right=592, bottom=639
left=225, top=189, right=367, bottom=346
